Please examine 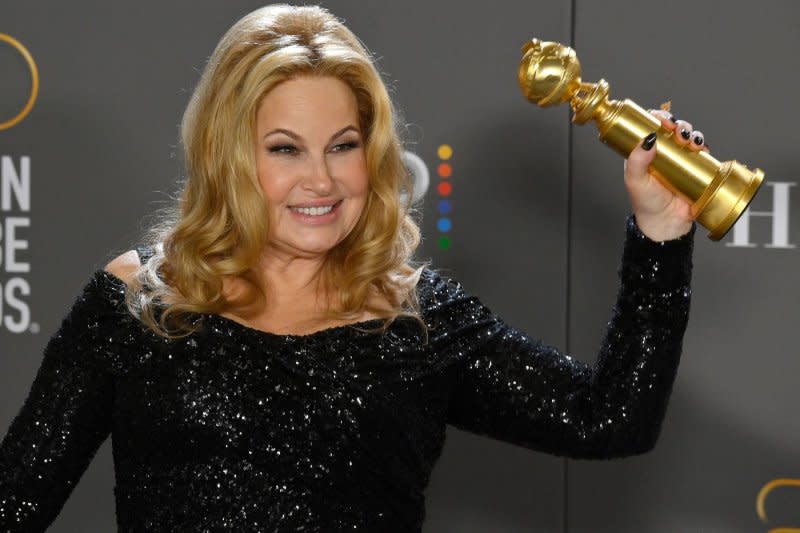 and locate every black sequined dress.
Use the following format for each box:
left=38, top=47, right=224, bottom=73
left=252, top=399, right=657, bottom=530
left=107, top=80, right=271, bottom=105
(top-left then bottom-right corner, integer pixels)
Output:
left=0, top=219, right=693, bottom=532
